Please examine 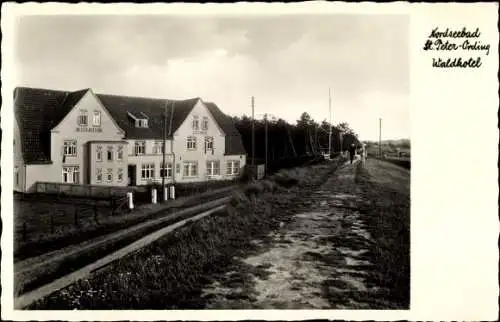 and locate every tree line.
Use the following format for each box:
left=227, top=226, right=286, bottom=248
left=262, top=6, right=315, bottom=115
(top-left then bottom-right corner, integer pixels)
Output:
left=232, top=112, right=360, bottom=162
